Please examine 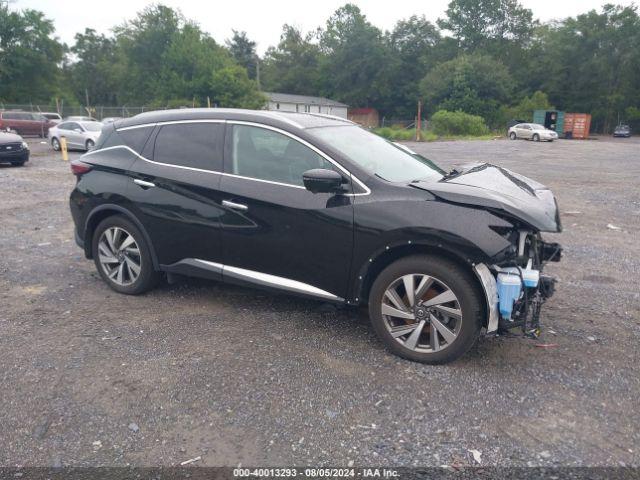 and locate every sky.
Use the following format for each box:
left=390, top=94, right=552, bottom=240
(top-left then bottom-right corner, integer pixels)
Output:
left=15, top=0, right=637, bottom=54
